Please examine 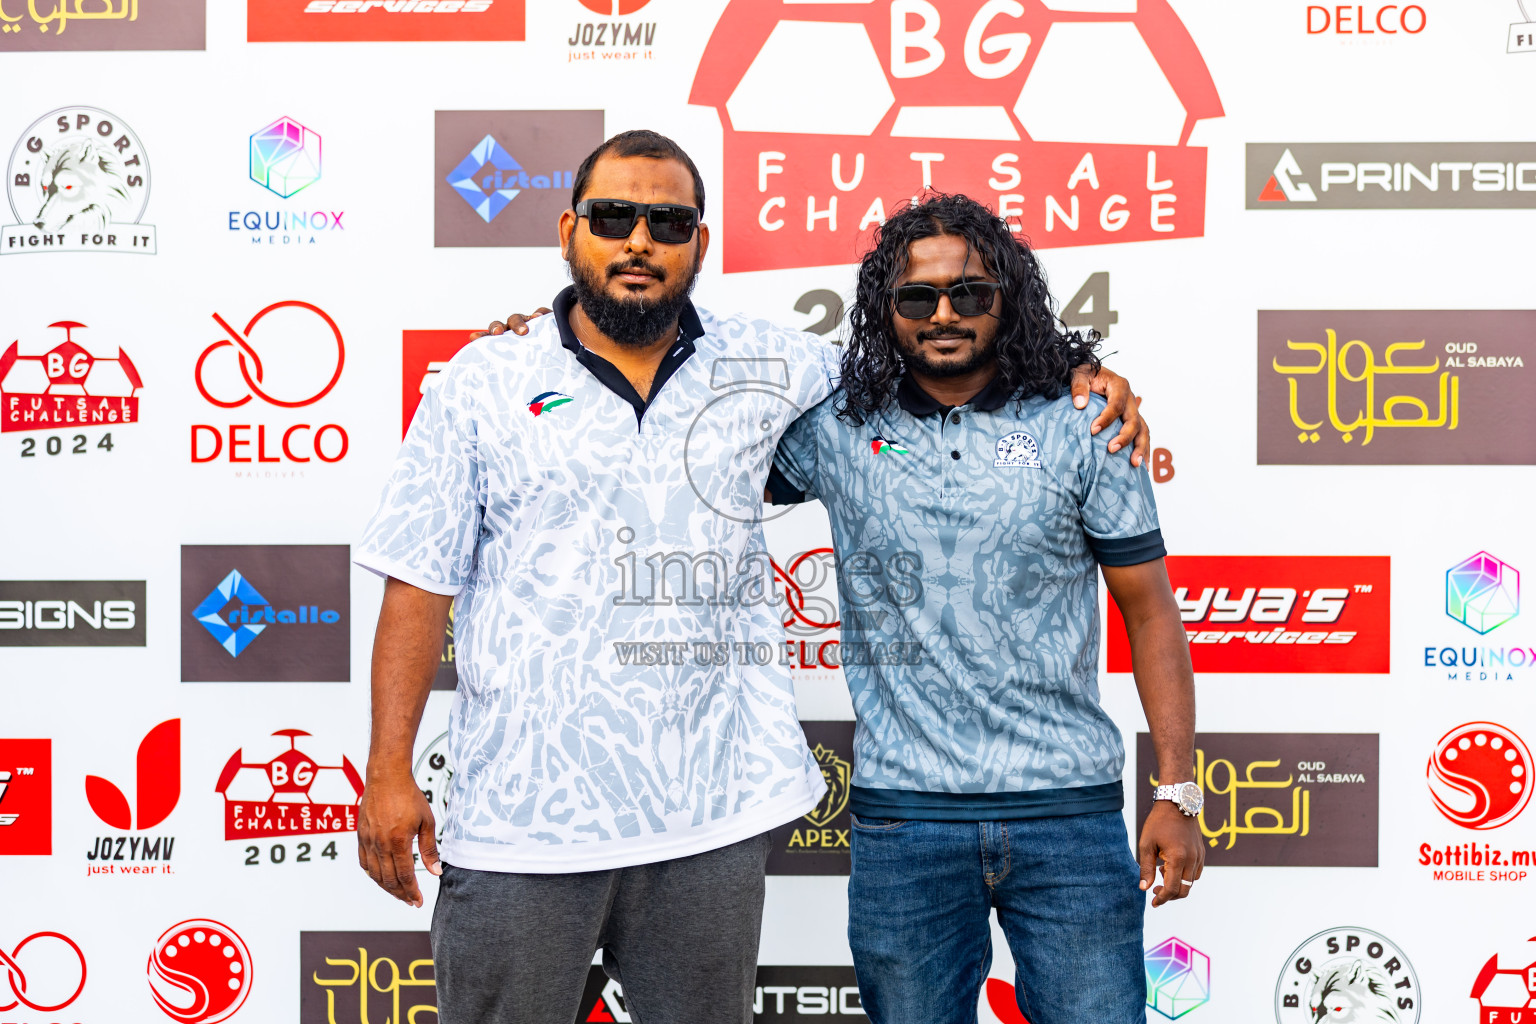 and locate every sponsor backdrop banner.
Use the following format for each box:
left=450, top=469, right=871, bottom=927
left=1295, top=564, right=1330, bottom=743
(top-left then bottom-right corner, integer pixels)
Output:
left=1, top=2, right=1531, bottom=1023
